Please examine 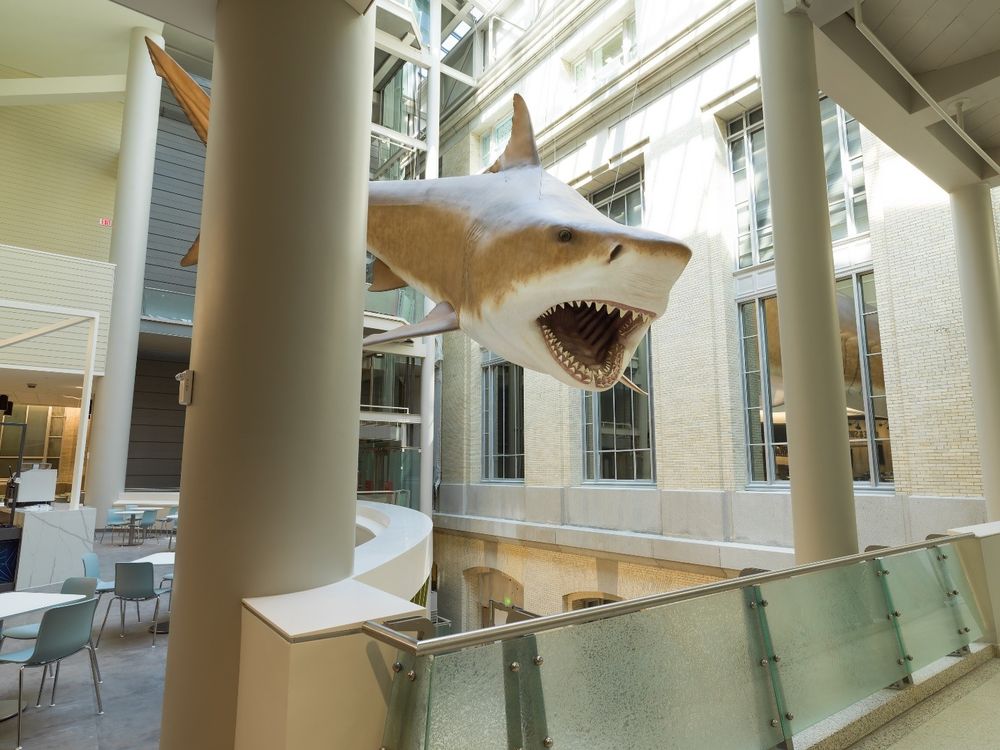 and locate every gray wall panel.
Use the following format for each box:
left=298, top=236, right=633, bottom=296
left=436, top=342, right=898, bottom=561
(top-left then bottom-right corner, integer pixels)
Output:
left=126, top=357, right=188, bottom=490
